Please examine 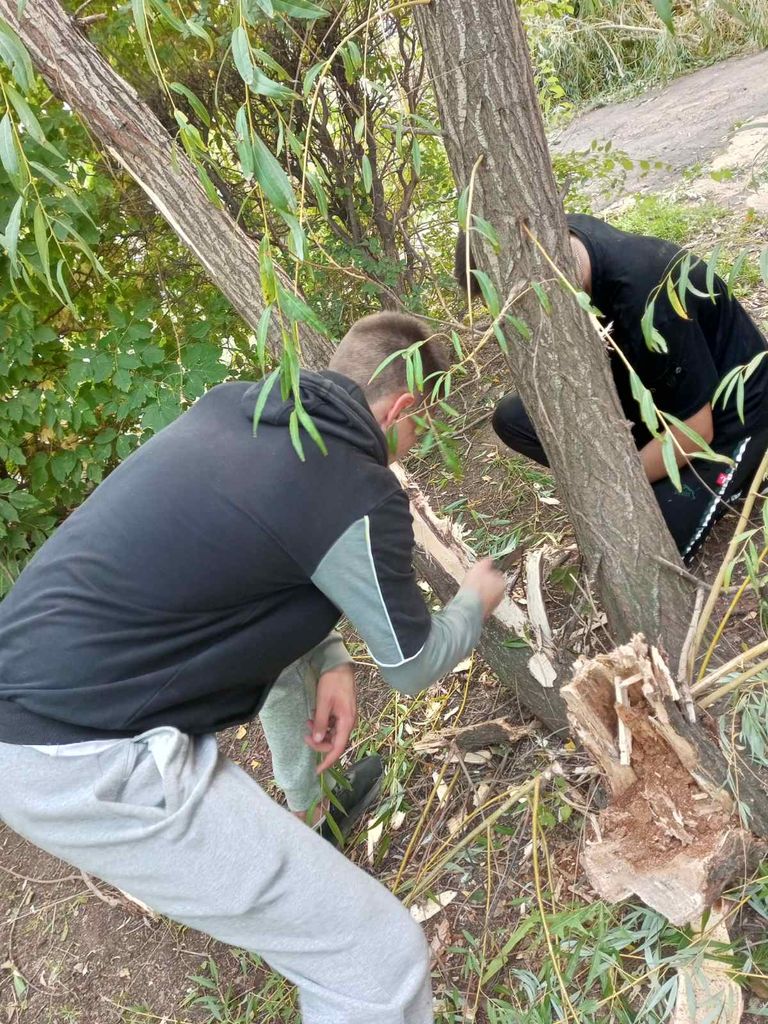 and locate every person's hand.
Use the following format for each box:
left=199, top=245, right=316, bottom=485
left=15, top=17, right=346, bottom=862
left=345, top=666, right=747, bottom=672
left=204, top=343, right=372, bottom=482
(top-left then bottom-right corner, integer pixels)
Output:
left=304, top=663, right=358, bottom=774
left=460, top=557, right=507, bottom=619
